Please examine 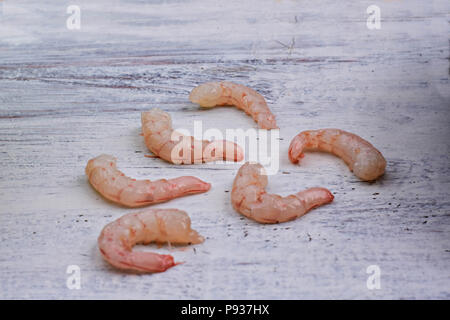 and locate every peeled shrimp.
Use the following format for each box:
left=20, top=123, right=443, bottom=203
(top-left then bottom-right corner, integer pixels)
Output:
left=231, top=162, right=334, bottom=224
left=86, top=154, right=211, bottom=207
left=288, top=129, right=386, bottom=181
left=98, top=209, right=203, bottom=273
left=141, top=108, right=243, bottom=164
left=189, top=81, right=278, bottom=129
